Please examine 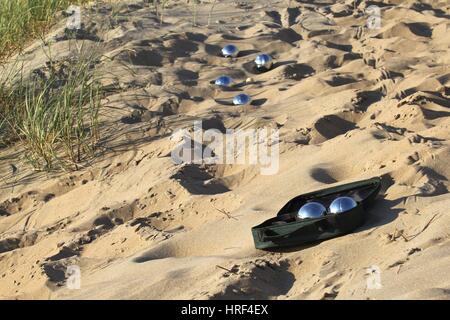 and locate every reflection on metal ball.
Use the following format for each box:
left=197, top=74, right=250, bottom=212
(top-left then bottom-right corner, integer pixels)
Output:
left=222, top=44, right=238, bottom=58
left=215, top=75, right=233, bottom=87
left=255, top=54, right=273, bottom=70
left=233, top=93, right=251, bottom=106
left=329, top=197, right=358, bottom=214
left=297, top=202, right=327, bottom=219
